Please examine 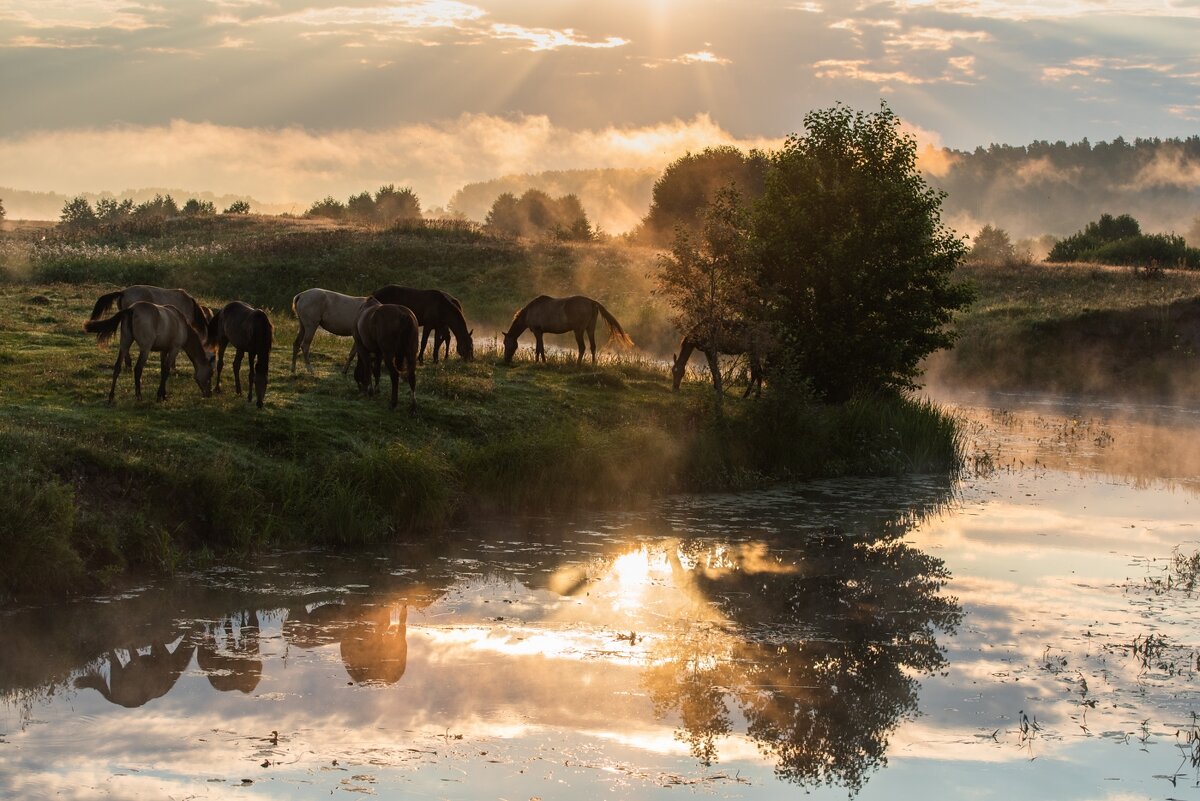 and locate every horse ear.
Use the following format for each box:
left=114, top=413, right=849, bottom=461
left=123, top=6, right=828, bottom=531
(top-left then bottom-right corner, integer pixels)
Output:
left=468, top=329, right=474, bottom=337
left=672, top=353, right=677, bottom=362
